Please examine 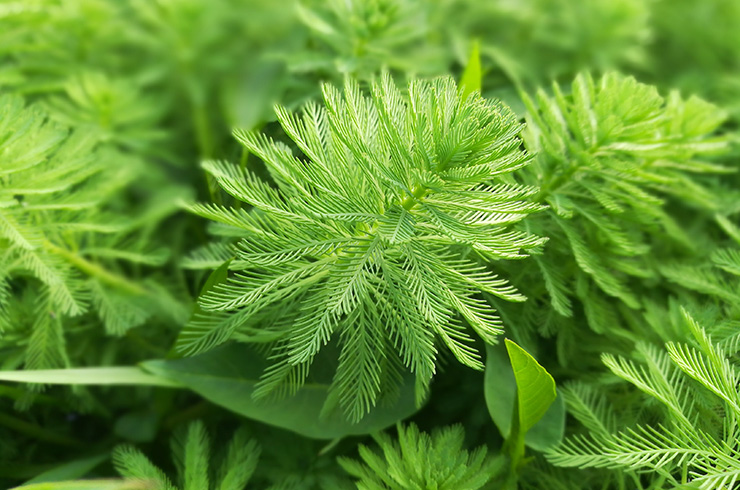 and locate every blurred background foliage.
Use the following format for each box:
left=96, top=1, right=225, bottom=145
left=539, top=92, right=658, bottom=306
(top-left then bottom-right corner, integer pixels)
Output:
left=0, top=0, right=738, bottom=488
left=2, top=0, right=738, bottom=166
